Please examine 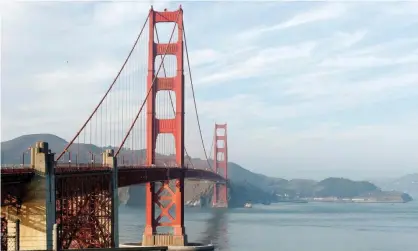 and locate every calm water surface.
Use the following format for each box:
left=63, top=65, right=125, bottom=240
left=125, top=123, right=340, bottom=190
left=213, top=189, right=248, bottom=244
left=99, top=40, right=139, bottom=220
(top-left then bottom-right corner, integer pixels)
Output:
left=119, top=201, right=418, bottom=251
